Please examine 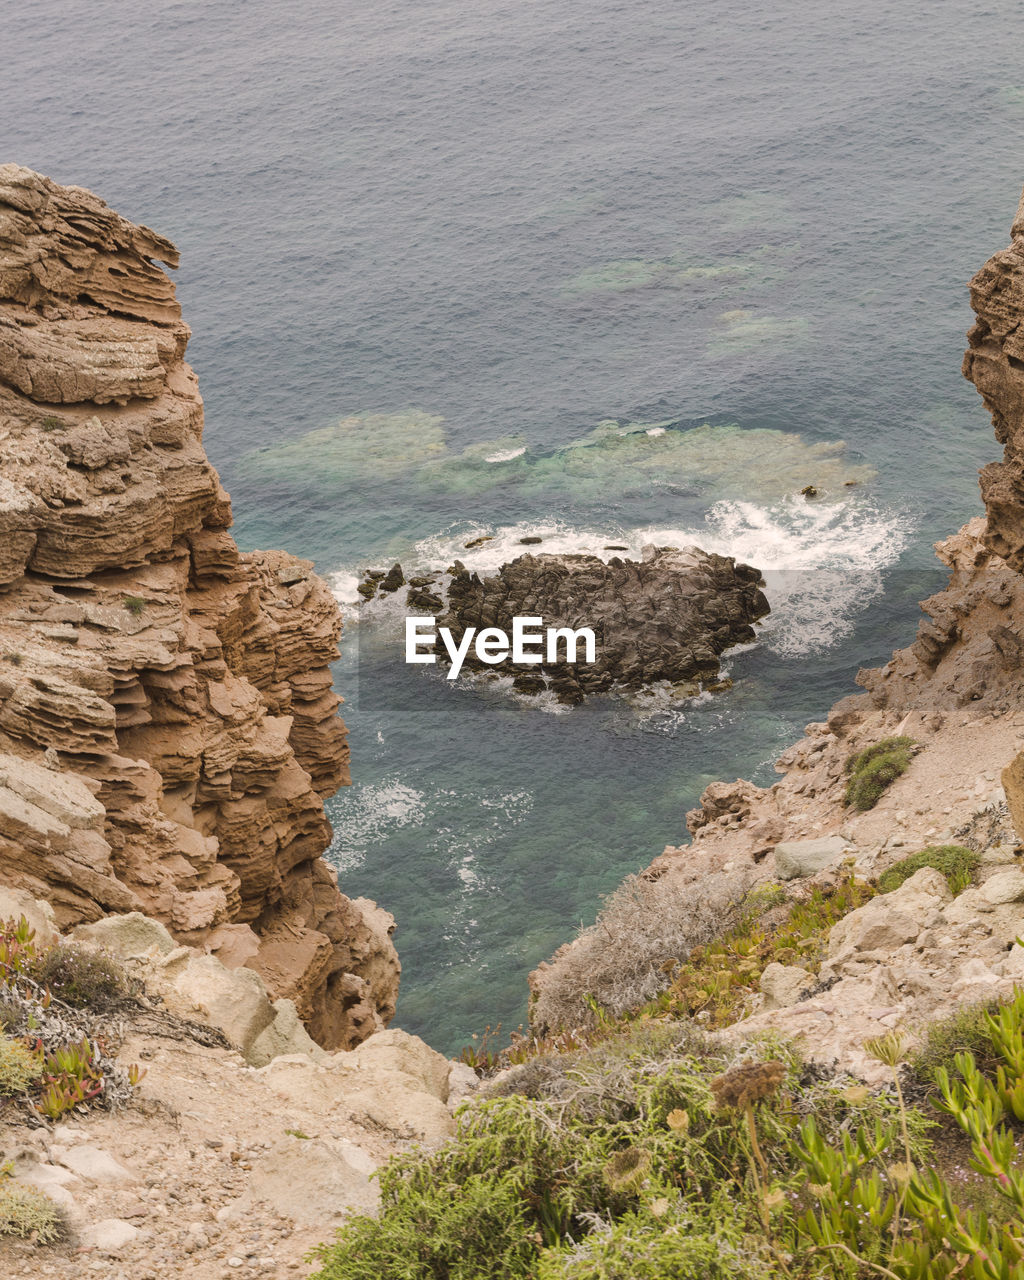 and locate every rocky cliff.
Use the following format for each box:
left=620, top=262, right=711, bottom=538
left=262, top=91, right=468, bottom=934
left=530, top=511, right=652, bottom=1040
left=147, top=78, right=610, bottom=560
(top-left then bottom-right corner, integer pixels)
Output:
left=0, top=165, right=397, bottom=1049
left=530, top=185, right=1024, bottom=1081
